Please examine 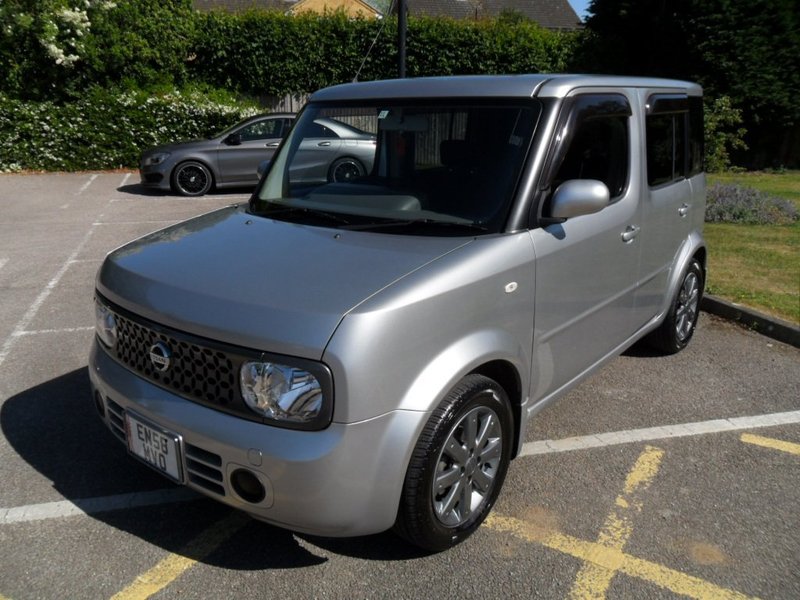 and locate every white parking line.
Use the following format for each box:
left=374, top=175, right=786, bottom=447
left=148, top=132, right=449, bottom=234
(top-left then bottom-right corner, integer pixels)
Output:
left=2, top=409, right=798, bottom=525
left=0, top=217, right=100, bottom=370
left=13, top=326, right=94, bottom=337
left=76, top=174, right=98, bottom=195
left=0, top=488, right=200, bottom=524
left=520, top=410, right=800, bottom=456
